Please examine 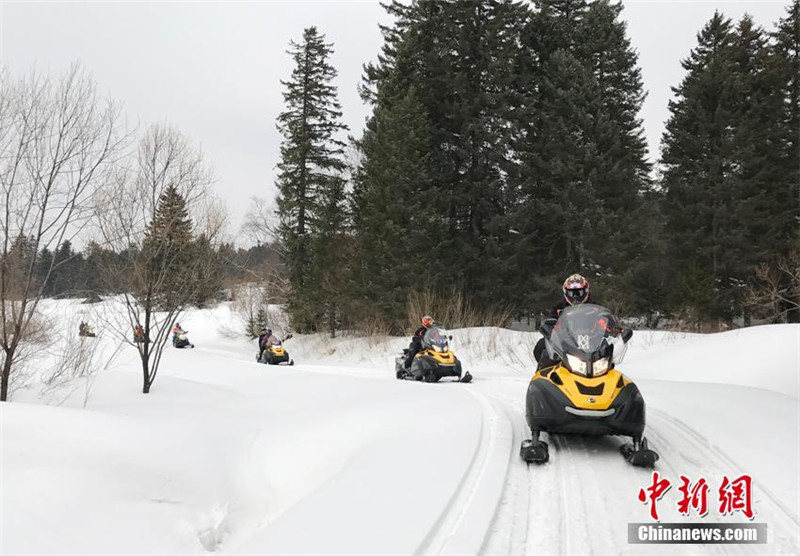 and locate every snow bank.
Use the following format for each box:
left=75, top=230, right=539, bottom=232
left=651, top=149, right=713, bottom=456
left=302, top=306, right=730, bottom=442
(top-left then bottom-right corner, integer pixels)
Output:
left=625, top=324, right=800, bottom=398
left=2, top=300, right=798, bottom=553
left=2, top=301, right=485, bottom=554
